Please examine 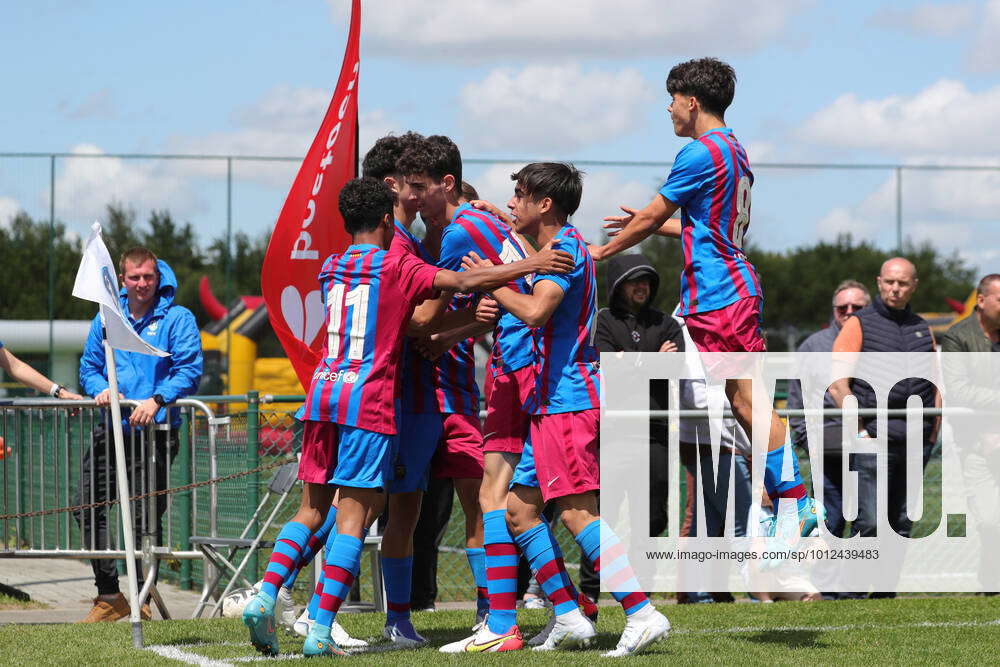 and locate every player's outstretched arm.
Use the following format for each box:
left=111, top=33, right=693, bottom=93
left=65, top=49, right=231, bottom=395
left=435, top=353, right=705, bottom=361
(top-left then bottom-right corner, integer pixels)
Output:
left=0, top=347, right=83, bottom=399
left=407, top=290, right=456, bottom=335
left=434, top=247, right=573, bottom=294
left=462, top=250, right=565, bottom=327
left=589, top=194, right=680, bottom=261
